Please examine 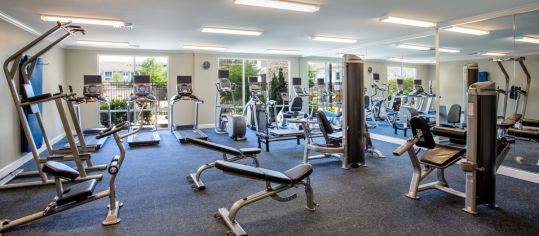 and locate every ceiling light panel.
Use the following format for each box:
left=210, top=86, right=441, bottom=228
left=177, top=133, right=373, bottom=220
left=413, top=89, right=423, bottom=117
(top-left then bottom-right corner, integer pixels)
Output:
left=201, top=27, right=262, bottom=36
left=397, top=44, right=431, bottom=51
left=266, top=49, right=300, bottom=54
left=234, top=0, right=320, bottom=13
left=183, top=45, right=226, bottom=51
left=312, top=36, right=357, bottom=43
left=76, top=40, right=130, bottom=46
left=380, top=16, right=436, bottom=27
left=438, top=48, right=461, bottom=53
left=482, top=52, right=506, bottom=56
left=444, top=26, right=489, bottom=35
left=514, top=36, right=539, bottom=44
left=41, top=15, right=128, bottom=27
